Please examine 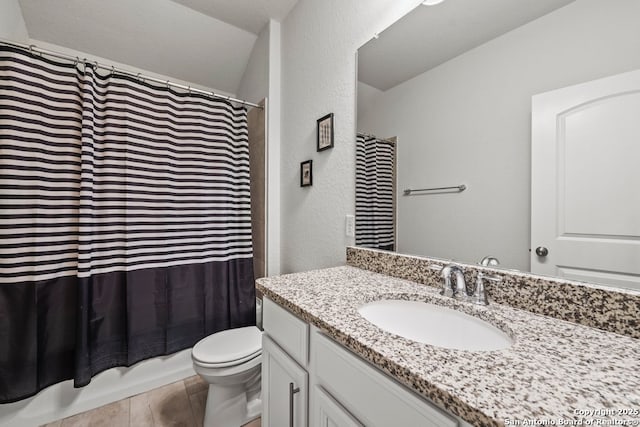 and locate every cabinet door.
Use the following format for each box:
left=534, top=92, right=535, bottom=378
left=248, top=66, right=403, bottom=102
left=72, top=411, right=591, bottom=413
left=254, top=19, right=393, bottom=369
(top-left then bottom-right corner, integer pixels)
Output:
left=262, top=335, right=308, bottom=427
left=312, top=386, right=363, bottom=427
